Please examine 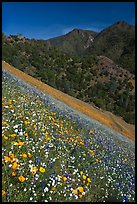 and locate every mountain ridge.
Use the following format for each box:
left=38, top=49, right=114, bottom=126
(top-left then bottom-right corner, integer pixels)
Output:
left=3, top=20, right=135, bottom=73
left=2, top=20, right=135, bottom=125
left=46, top=28, right=98, bottom=55
left=86, top=20, right=135, bottom=73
